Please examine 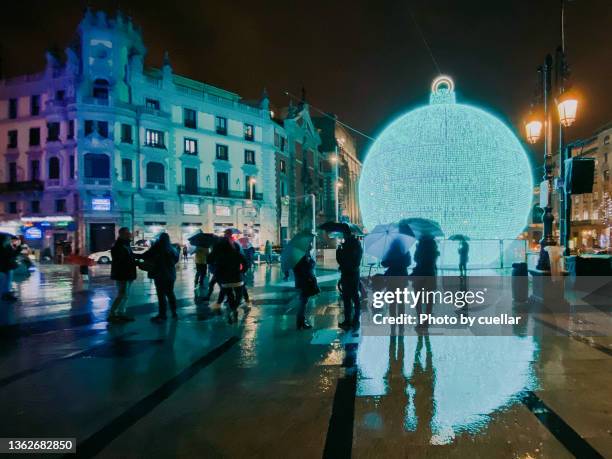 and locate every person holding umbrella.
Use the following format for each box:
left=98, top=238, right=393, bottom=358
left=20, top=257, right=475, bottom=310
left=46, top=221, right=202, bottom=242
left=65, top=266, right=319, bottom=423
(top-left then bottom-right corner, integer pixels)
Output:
left=207, top=229, right=247, bottom=324
left=282, top=231, right=319, bottom=330
left=458, top=240, right=469, bottom=278
left=336, top=224, right=363, bottom=331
